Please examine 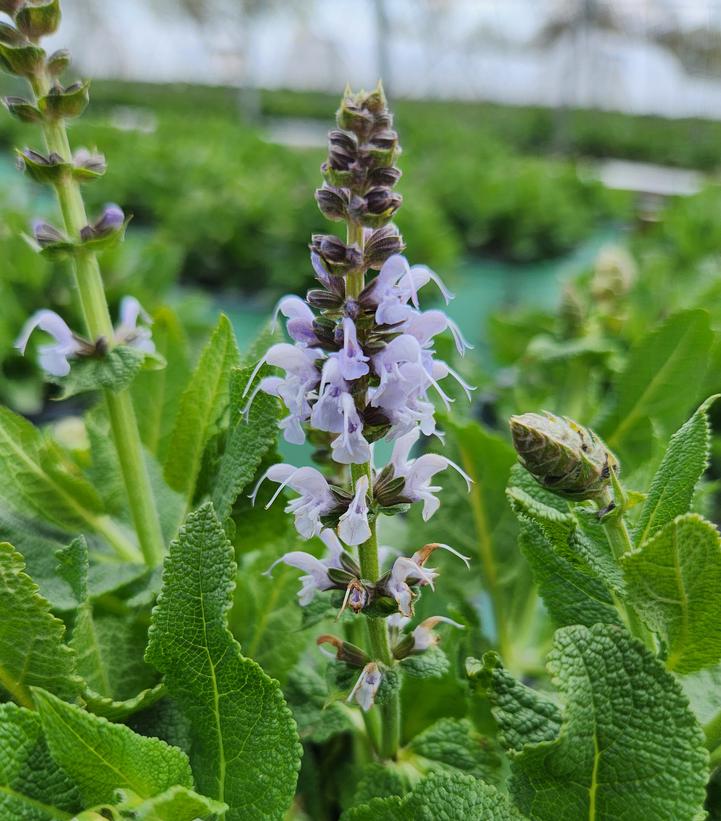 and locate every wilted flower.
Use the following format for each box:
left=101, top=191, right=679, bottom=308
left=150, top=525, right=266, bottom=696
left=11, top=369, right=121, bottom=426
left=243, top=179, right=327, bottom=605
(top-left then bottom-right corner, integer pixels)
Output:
left=348, top=662, right=382, bottom=711
left=410, top=615, right=464, bottom=651
left=509, top=411, right=617, bottom=501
